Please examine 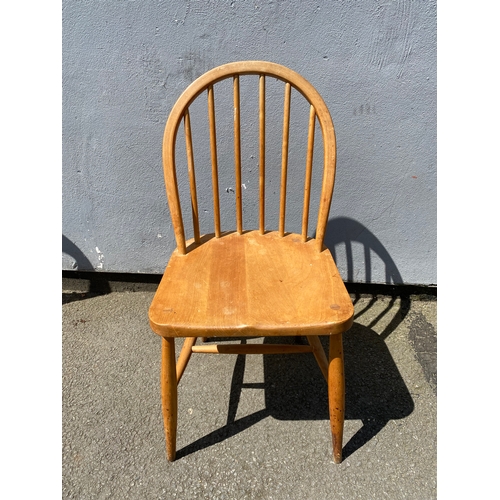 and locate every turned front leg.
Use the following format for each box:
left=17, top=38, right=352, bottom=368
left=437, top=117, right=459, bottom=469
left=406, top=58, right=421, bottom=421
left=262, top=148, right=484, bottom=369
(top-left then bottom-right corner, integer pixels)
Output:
left=328, top=333, right=345, bottom=464
left=161, top=337, right=177, bottom=461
